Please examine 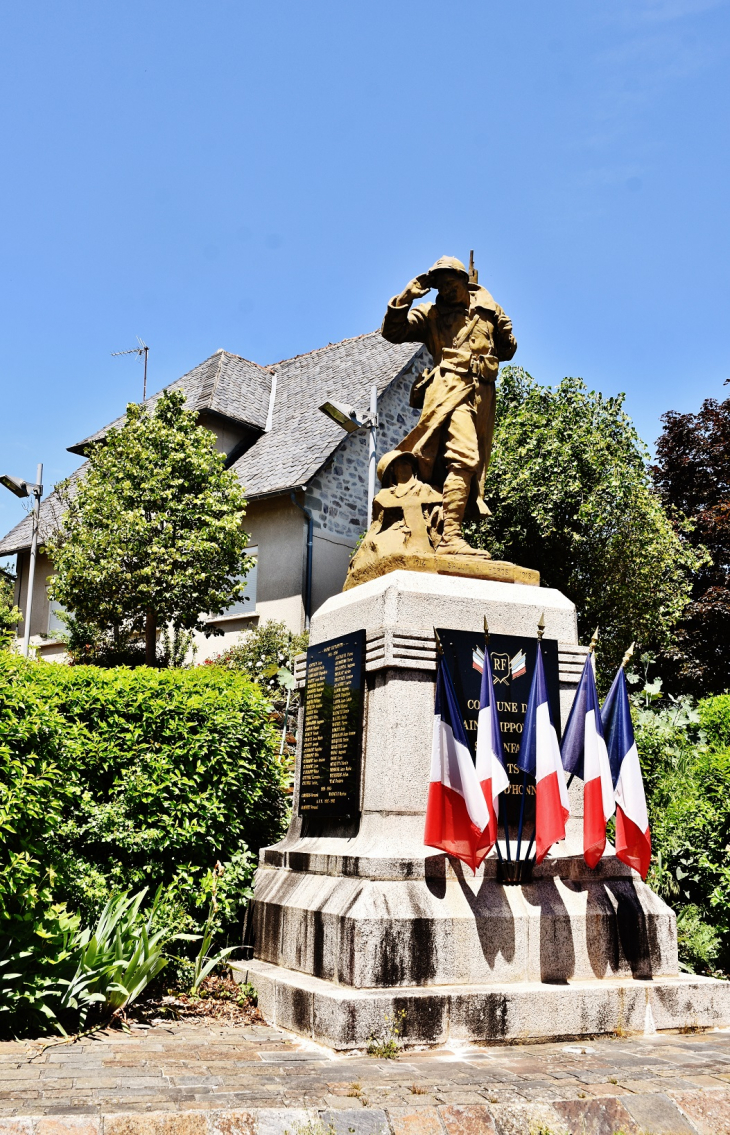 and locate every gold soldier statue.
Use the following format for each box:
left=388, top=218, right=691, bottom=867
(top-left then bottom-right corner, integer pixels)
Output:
left=381, top=253, right=516, bottom=555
